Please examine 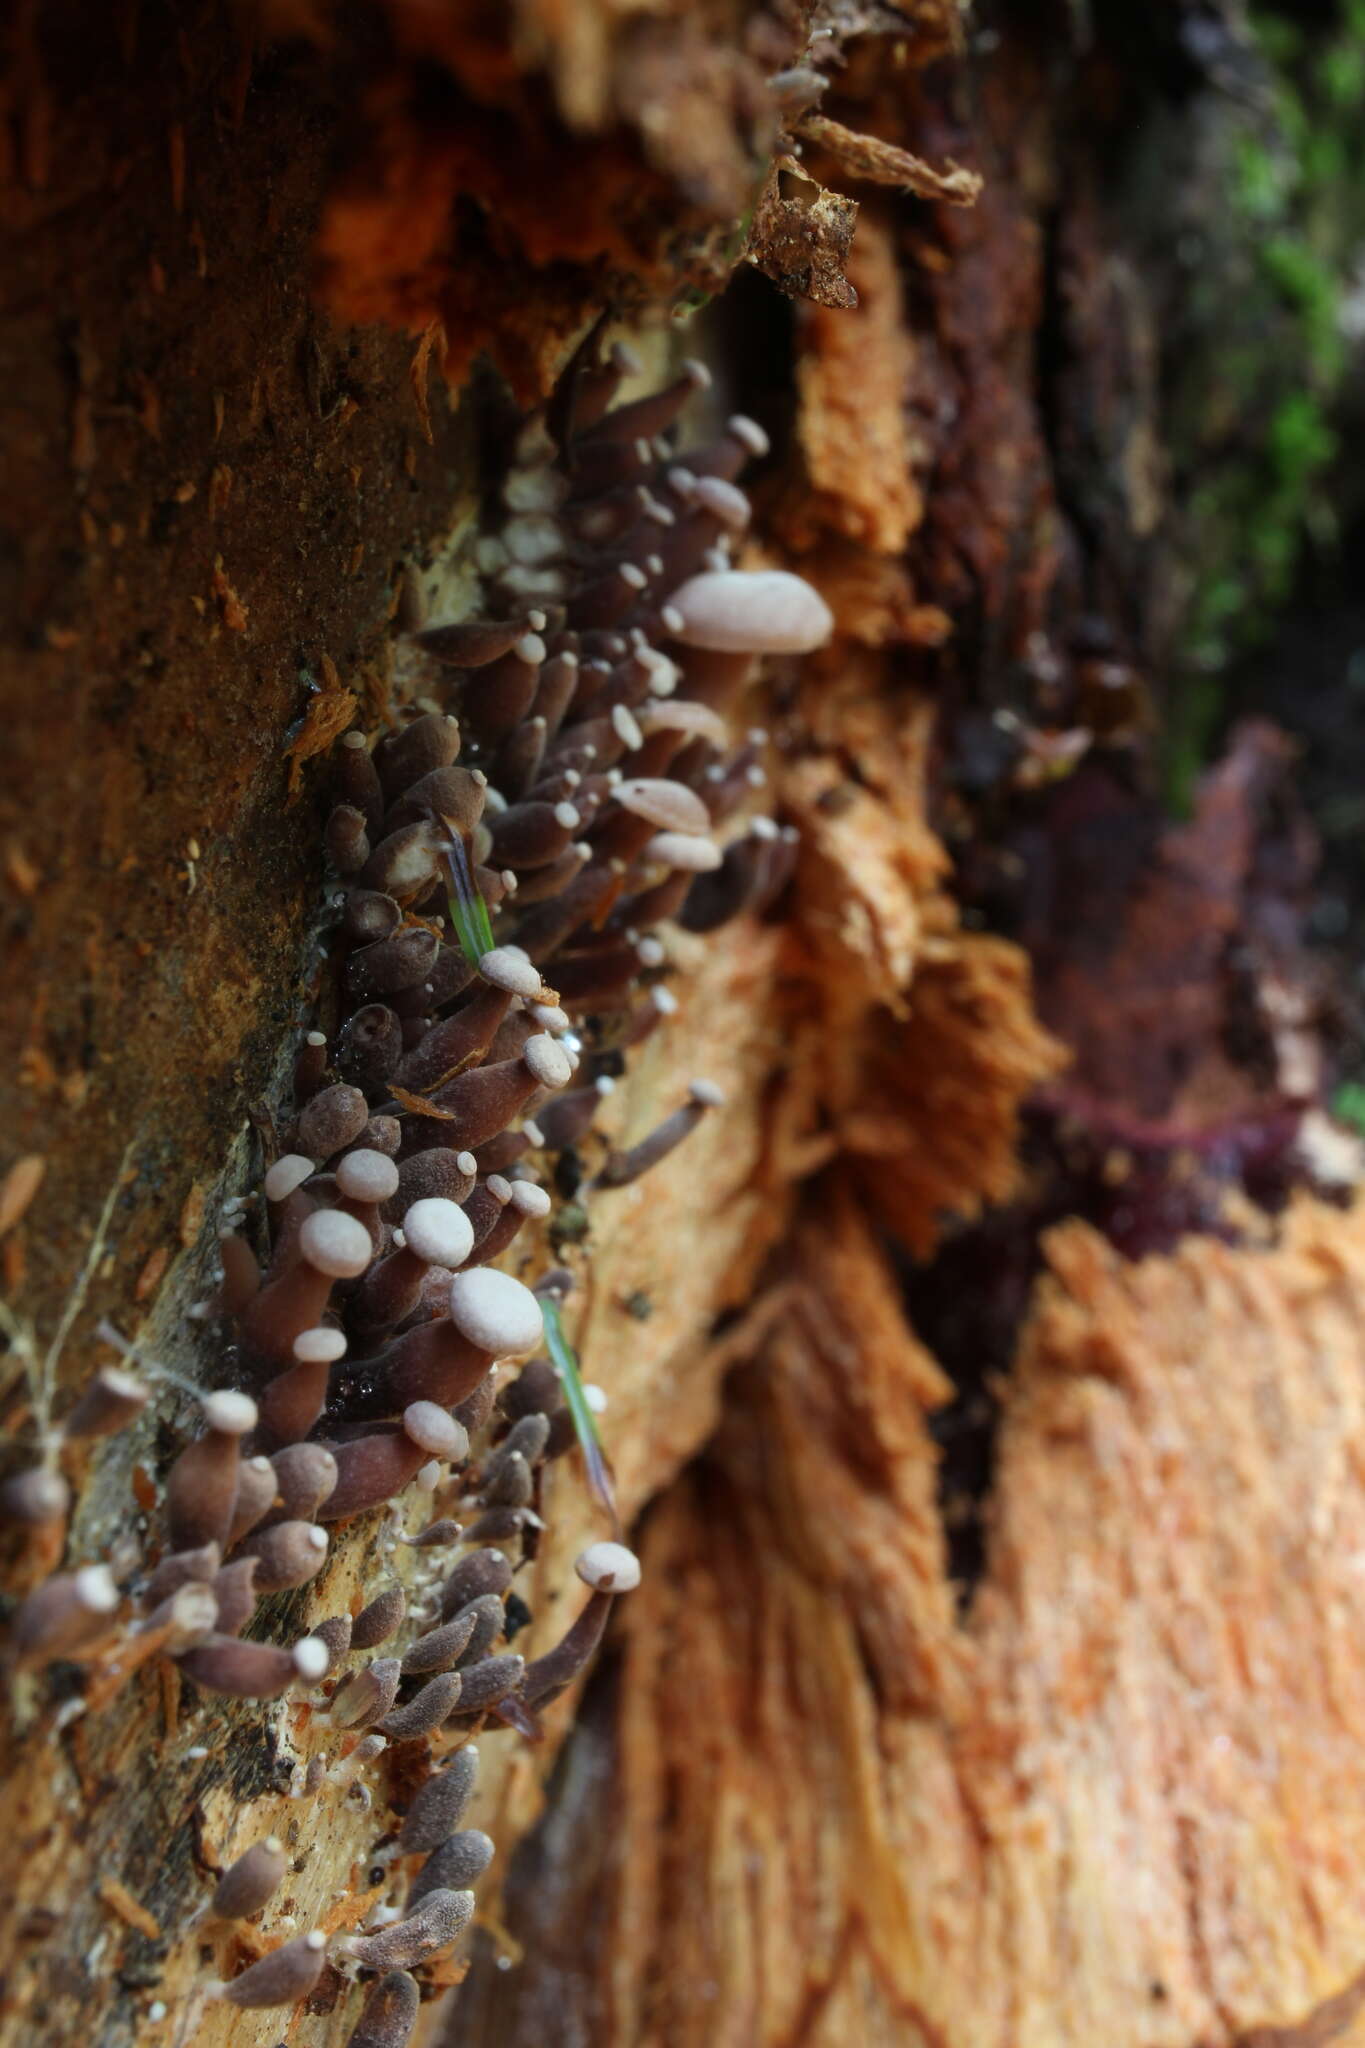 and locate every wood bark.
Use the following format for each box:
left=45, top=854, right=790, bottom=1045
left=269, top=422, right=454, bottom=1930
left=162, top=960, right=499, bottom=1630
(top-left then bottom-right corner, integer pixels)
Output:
left=2, top=4, right=1360, bottom=2047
